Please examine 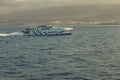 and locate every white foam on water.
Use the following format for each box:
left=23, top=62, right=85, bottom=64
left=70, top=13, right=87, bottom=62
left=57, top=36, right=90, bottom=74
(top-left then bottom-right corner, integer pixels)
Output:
left=0, top=32, right=23, bottom=37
